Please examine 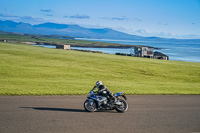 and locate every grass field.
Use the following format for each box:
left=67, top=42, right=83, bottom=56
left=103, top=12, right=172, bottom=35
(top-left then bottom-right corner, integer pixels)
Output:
left=0, top=42, right=200, bottom=95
